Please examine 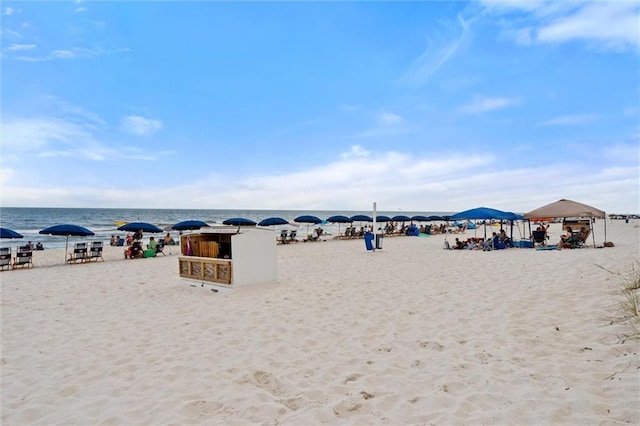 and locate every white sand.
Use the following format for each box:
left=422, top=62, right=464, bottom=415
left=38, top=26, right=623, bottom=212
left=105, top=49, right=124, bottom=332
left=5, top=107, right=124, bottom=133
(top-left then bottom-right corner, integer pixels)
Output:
left=1, top=220, right=639, bottom=425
